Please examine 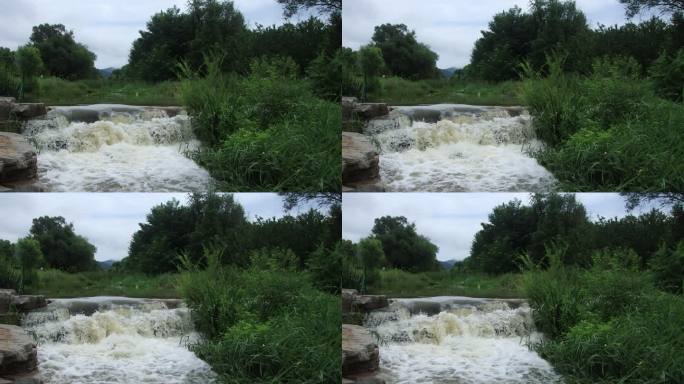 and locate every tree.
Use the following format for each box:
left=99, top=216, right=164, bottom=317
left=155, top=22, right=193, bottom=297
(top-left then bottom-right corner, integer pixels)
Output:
left=0, top=47, right=14, bottom=67
left=29, top=24, right=96, bottom=80
left=276, top=0, right=342, bottom=18
left=357, top=237, right=386, bottom=289
left=358, top=45, right=385, bottom=100
left=619, top=0, right=684, bottom=17
left=29, top=216, right=97, bottom=272
left=15, top=45, right=43, bottom=84
left=371, top=216, right=439, bottom=271
left=371, top=24, right=439, bottom=79
left=15, top=237, right=43, bottom=289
